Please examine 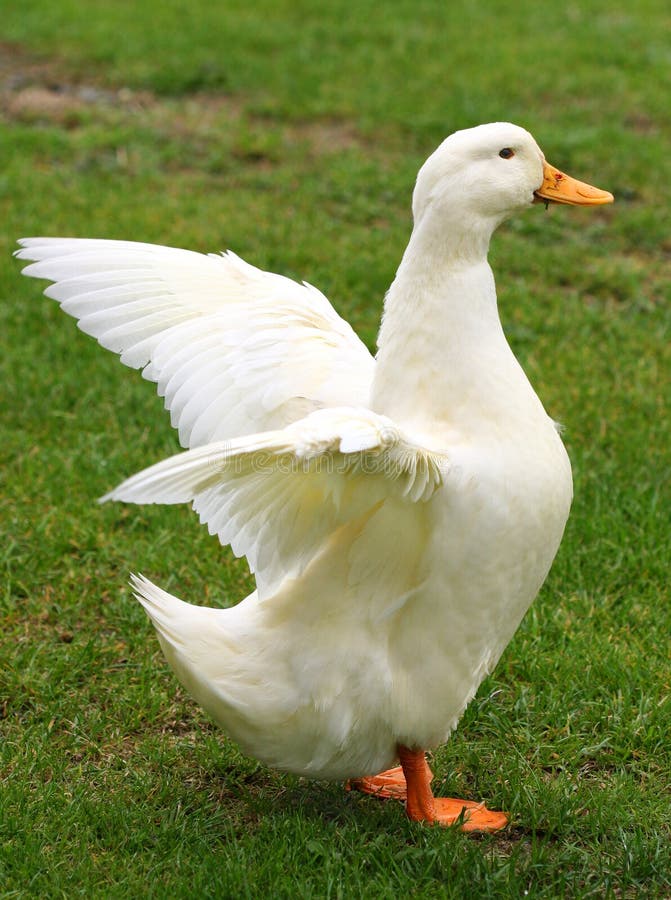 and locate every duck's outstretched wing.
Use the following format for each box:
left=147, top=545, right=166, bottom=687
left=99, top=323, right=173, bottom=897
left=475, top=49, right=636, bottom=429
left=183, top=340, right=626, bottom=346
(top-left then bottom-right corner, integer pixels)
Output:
left=101, top=406, right=449, bottom=596
left=16, top=238, right=374, bottom=447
